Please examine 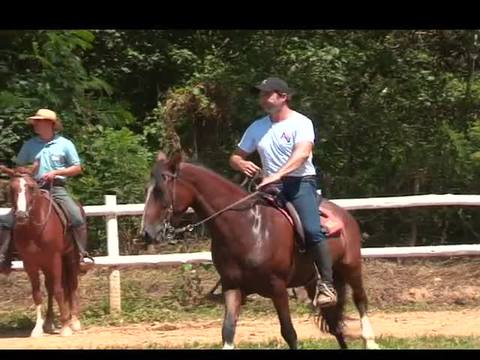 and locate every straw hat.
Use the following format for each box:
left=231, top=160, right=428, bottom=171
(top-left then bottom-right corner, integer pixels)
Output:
left=27, top=108, right=63, bottom=131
